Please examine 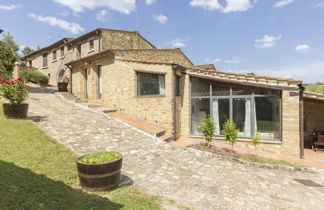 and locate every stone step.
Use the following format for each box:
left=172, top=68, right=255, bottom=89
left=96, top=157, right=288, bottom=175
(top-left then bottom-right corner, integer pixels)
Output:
left=106, top=112, right=166, bottom=137
left=158, top=135, right=174, bottom=142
